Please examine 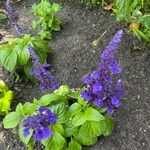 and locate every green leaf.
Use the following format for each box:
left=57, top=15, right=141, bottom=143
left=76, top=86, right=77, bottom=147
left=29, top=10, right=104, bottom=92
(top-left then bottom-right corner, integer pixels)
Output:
left=0, top=45, right=17, bottom=72
left=72, top=112, right=86, bottom=127
left=23, top=102, right=38, bottom=115
left=54, top=85, right=71, bottom=96
left=19, top=125, right=33, bottom=145
left=3, top=112, right=20, bottom=128
left=51, top=3, right=61, bottom=13
left=52, top=122, right=64, bottom=136
left=16, top=103, right=24, bottom=115
left=64, top=120, right=79, bottom=137
left=99, top=115, right=114, bottom=136
left=78, top=96, right=87, bottom=107
left=39, top=93, right=60, bottom=106
left=14, top=44, right=30, bottom=65
left=84, top=107, right=105, bottom=121
left=75, top=134, right=97, bottom=146
left=79, top=121, right=102, bottom=137
left=66, top=140, right=81, bottom=150
left=0, top=90, right=13, bottom=115
left=50, top=102, right=68, bottom=123
left=42, top=132, right=66, bottom=150
left=69, top=103, right=82, bottom=116
left=0, top=12, right=7, bottom=20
